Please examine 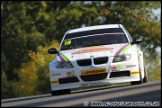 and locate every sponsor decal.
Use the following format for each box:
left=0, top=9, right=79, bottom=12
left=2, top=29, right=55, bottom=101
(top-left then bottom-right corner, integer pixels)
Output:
left=131, top=71, right=139, bottom=75
left=51, top=80, right=59, bottom=84
left=66, top=70, right=75, bottom=77
left=52, top=73, right=61, bottom=77
left=111, top=65, right=120, bottom=71
left=58, top=53, right=70, bottom=62
left=126, top=65, right=136, bottom=68
left=114, top=43, right=132, bottom=56
left=81, top=82, right=108, bottom=87
left=81, top=68, right=106, bottom=76
left=88, top=82, right=108, bottom=86
left=72, top=47, right=113, bottom=54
